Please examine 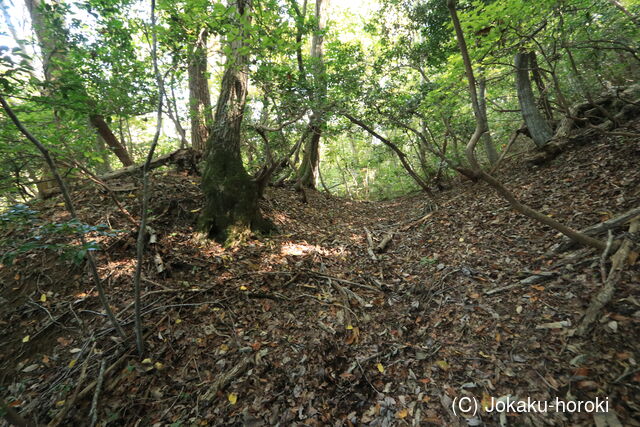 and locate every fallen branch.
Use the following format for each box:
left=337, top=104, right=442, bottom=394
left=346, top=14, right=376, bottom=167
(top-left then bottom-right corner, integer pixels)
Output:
left=202, top=349, right=268, bottom=401
left=305, top=269, right=382, bottom=293
left=552, top=205, right=640, bottom=253
left=61, top=159, right=138, bottom=226
left=98, top=148, right=199, bottom=181
left=376, top=232, right=394, bottom=253
left=485, top=282, right=530, bottom=296
left=577, top=219, right=639, bottom=336
left=529, top=86, right=640, bottom=165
